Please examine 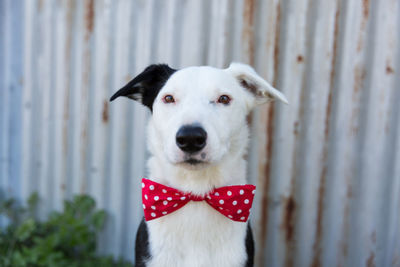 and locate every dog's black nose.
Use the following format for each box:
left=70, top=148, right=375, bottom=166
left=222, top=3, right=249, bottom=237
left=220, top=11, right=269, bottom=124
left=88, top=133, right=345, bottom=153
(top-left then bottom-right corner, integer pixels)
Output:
left=176, top=125, right=207, bottom=153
